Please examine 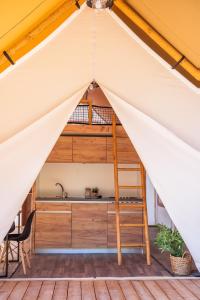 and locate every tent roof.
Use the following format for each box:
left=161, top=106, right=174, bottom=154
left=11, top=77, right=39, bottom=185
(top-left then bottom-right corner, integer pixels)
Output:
left=126, top=0, right=200, bottom=68
left=0, top=1, right=200, bottom=86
